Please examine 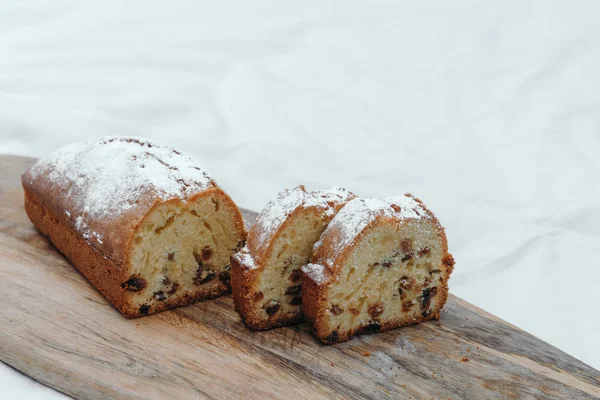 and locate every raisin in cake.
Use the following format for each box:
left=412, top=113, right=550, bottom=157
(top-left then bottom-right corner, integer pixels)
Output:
left=22, top=137, right=247, bottom=318
left=230, top=185, right=355, bottom=330
left=301, top=195, right=454, bottom=344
